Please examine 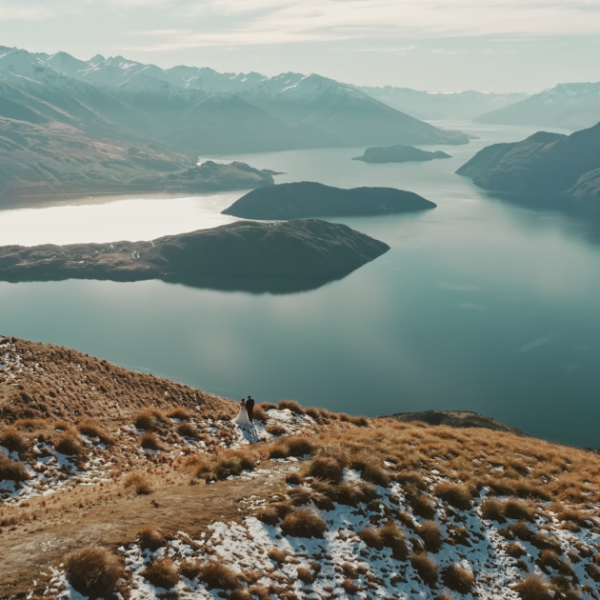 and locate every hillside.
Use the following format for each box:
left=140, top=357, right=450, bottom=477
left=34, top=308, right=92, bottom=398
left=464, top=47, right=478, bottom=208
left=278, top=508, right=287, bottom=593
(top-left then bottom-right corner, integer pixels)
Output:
left=456, top=124, right=600, bottom=207
left=0, top=219, right=390, bottom=286
left=222, top=182, right=436, bottom=220
left=476, top=83, right=600, bottom=130
left=2, top=336, right=600, bottom=600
